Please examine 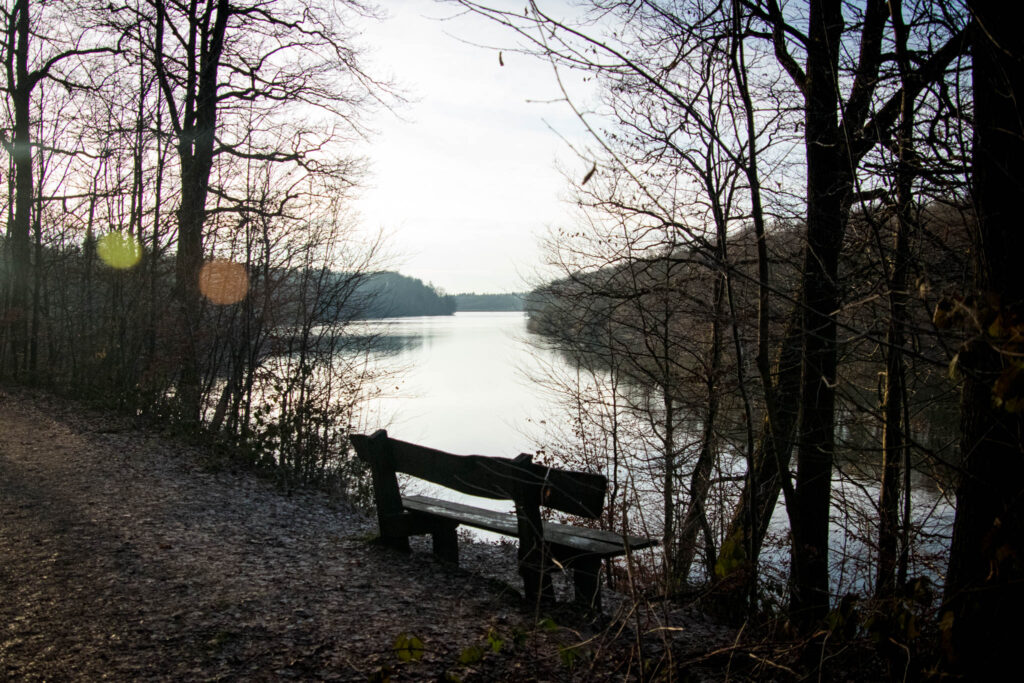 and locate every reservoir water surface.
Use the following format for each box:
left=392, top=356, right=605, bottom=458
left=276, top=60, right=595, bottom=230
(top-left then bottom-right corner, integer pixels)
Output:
left=350, top=311, right=954, bottom=594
